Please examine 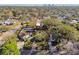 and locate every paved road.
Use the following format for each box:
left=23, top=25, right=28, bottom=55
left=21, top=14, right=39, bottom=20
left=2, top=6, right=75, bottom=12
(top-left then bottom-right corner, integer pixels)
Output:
left=0, top=25, right=22, bottom=44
